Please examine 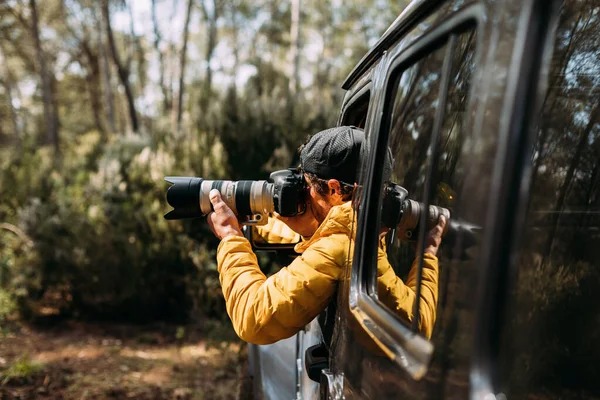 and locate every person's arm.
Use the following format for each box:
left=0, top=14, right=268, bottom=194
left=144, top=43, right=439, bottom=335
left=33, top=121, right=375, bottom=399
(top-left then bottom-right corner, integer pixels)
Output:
left=207, top=189, right=345, bottom=345
left=376, top=217, right=446, bottom=339
left=377, top=252, right=439, bottom=338
left=217, top=233, right=346, bottom=344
